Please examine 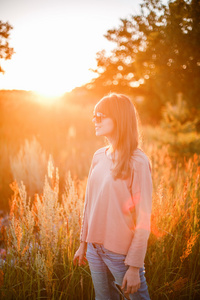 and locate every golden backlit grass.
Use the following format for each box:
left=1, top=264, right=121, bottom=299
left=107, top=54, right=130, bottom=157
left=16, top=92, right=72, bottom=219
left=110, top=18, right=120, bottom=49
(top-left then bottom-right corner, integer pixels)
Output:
left=0, top=91, right=200, bottom=299
left=146, top=146, right=200, bottom=299
left=0, top=93, right=103, bottom=210
left=1, top=158, right=93, bottom=300
left=0, top=145, right=199, bottom=299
